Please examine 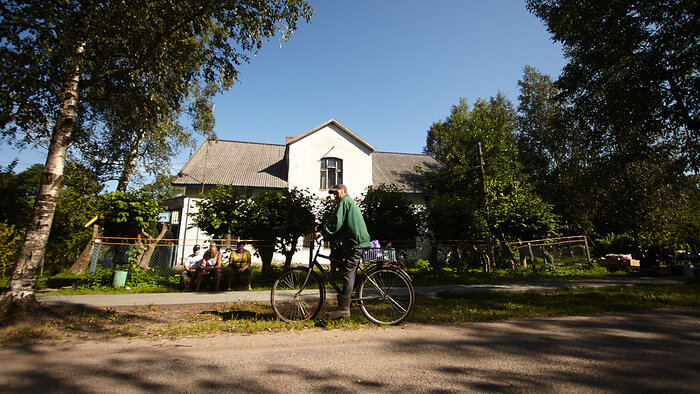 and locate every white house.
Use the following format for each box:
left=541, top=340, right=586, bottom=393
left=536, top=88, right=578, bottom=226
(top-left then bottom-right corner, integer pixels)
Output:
left=165, top=119, right=444, bottom=264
